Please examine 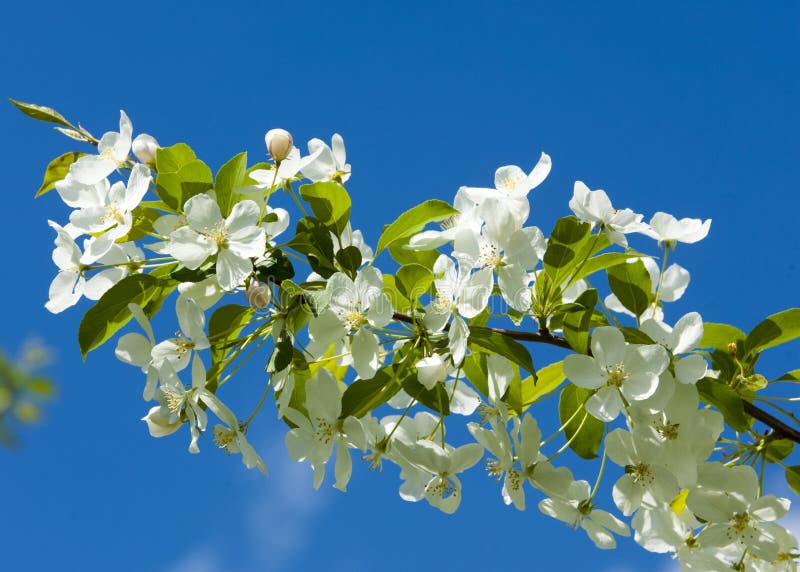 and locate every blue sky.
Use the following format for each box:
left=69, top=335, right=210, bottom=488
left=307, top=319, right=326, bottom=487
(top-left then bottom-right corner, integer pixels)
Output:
left=1, top=1, right=799, bottom=571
